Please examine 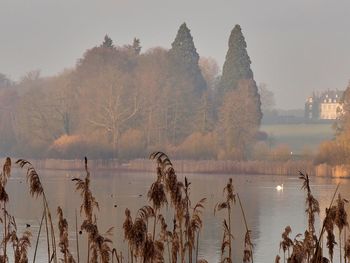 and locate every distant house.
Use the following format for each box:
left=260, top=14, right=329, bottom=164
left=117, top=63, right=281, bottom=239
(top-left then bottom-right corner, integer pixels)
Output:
left=305, top=90, right=343, bottom=121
